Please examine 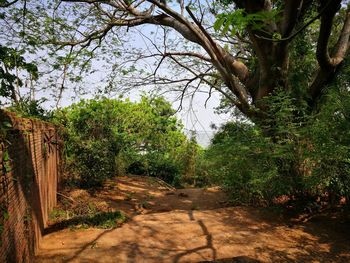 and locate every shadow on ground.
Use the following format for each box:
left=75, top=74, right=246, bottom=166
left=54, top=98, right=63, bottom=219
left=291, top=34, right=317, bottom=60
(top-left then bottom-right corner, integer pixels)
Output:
left=35, top=176, right=350, bottom=263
